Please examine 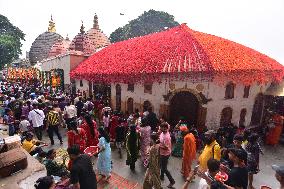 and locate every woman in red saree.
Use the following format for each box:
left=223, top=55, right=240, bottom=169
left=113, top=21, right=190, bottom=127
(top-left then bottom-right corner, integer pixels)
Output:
left=109, top=113, right=119, bottom=141
left=67, top=121, right=87, bottom=153
left=266, top=113, right=283, bottom=145
left=80, top=114, right=99, bottom=147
